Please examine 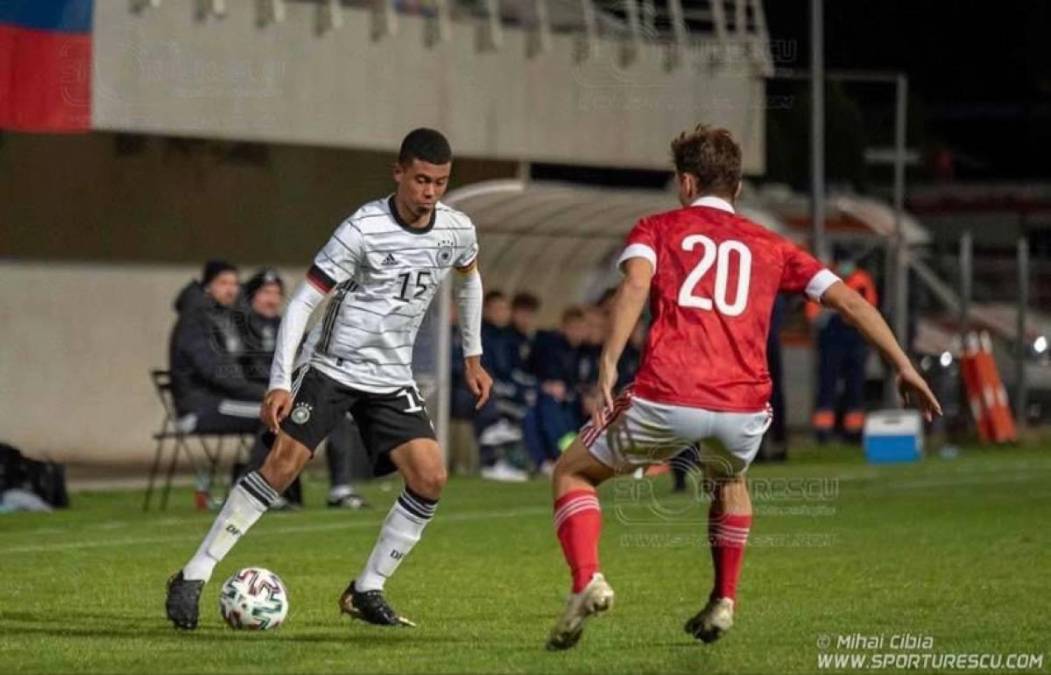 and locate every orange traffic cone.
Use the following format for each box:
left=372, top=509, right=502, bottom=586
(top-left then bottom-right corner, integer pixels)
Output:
left=960, top=335, right=992, bottom=442
left=975, top=331, right=1017, bottom=443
